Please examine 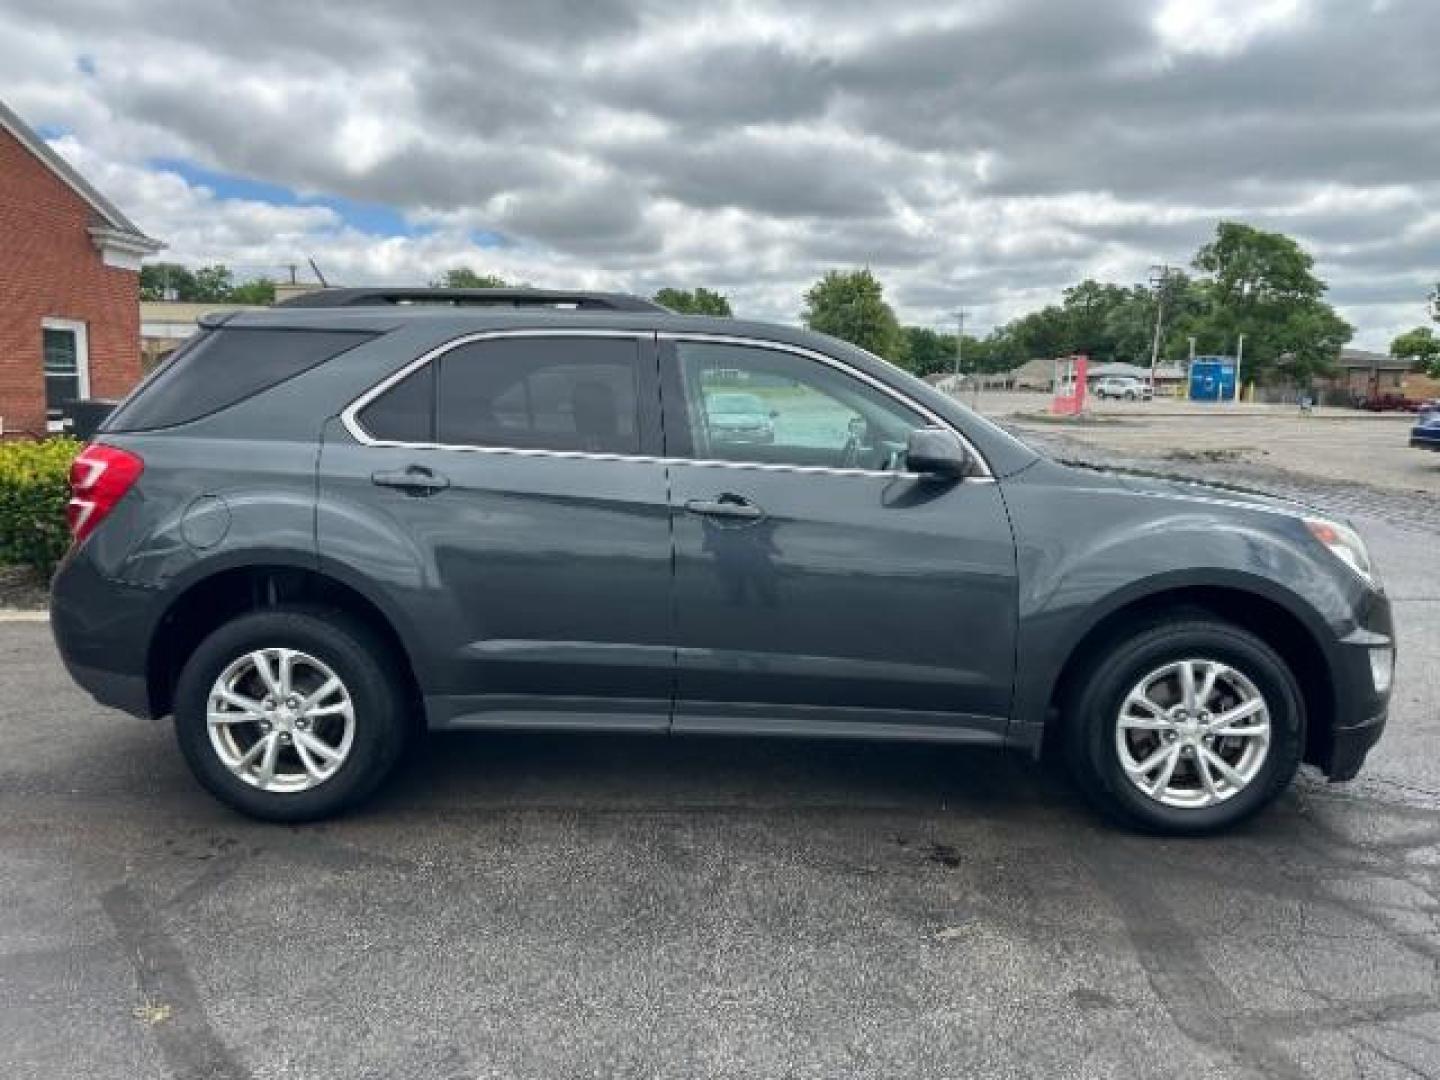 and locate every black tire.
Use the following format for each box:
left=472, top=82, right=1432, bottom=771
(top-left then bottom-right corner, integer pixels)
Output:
left=1063, top=617, right=1304, bottom=835
left=173, top=607, right=409, bottom=822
